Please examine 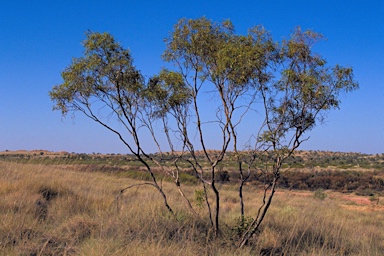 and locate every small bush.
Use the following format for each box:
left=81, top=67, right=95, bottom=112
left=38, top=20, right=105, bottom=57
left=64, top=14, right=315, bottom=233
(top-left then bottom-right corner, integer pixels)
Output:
left=232, top=216, right=254, bottom=238
left=194, top=189, right=205, bottom=208
left=313, top=189, right=327, bottom=200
